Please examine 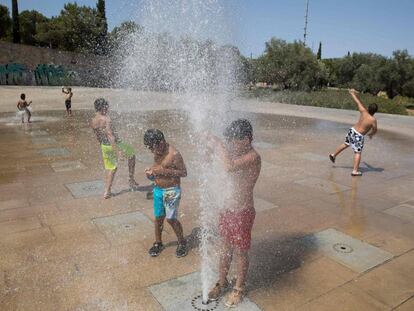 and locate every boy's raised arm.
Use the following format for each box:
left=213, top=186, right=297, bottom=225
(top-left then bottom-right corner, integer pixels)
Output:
left=349, top=89, right=367, bottom=113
